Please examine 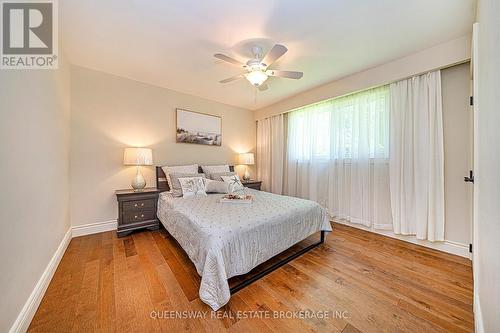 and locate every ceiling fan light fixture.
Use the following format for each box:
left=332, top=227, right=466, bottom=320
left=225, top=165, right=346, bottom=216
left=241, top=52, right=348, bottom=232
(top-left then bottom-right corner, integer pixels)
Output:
left=245, top=70, right=268, bottom=87
left=215, top=43, right=302, bottom=90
